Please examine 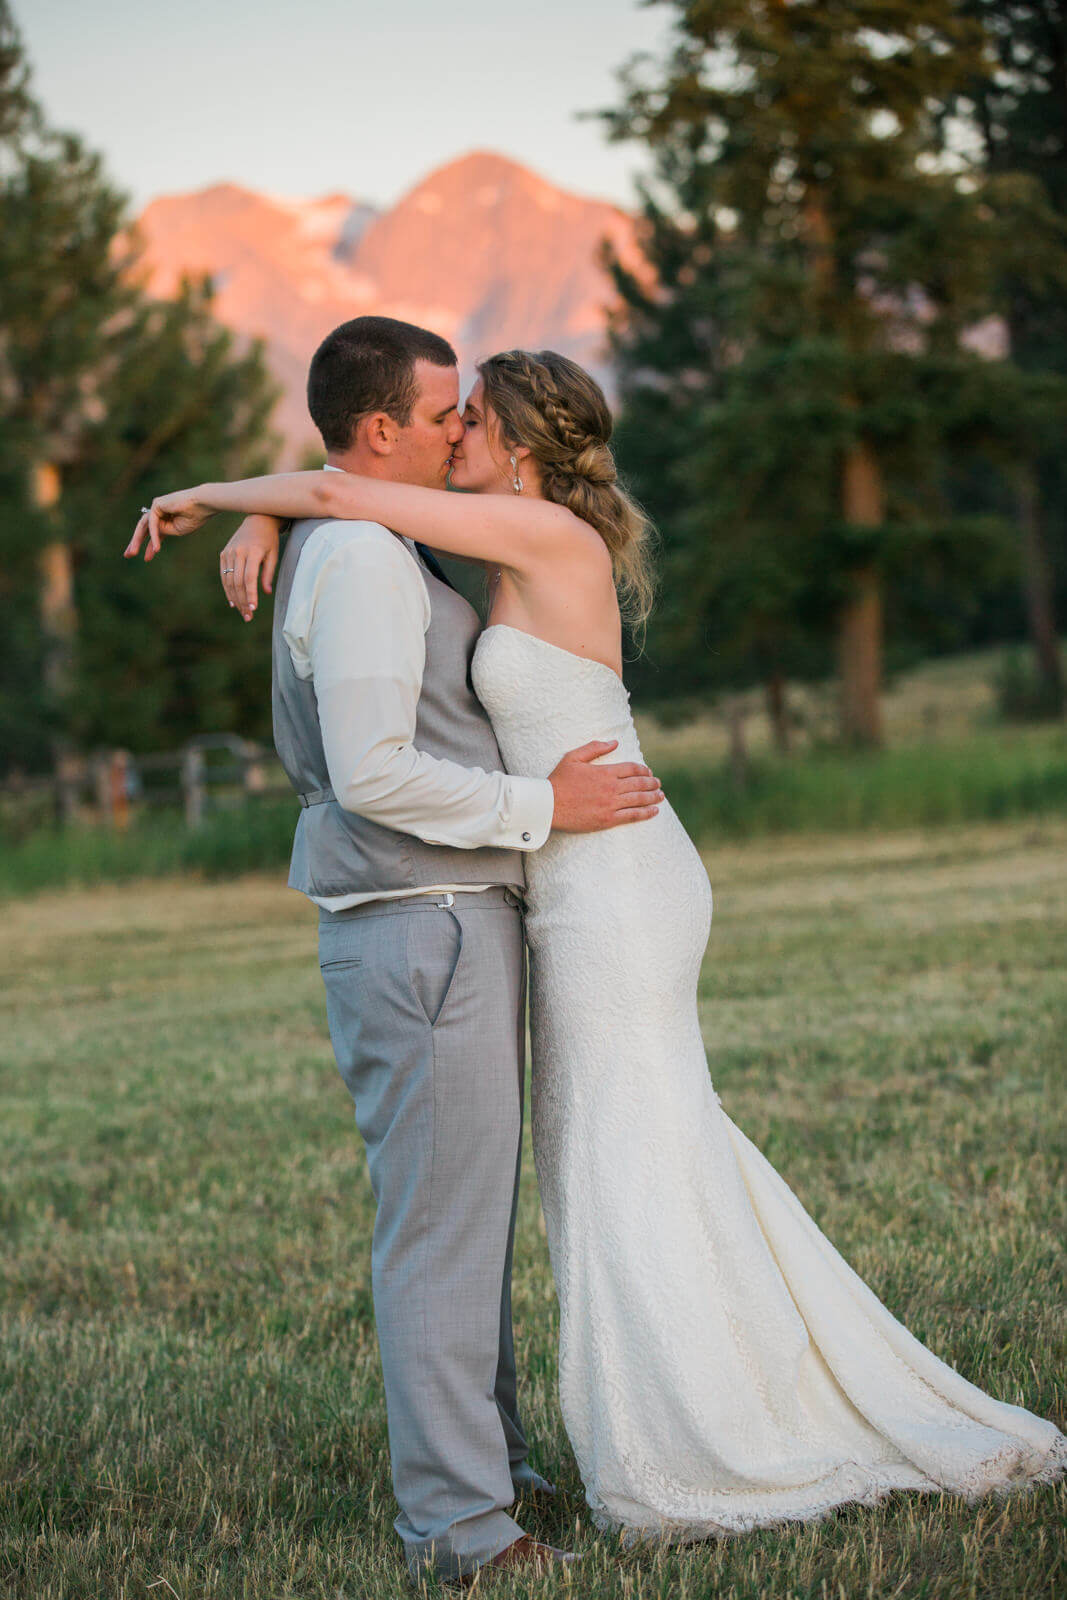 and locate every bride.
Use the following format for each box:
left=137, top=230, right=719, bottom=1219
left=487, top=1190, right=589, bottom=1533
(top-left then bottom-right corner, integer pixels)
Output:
left=127, top=347, right=1066, bottom=1538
